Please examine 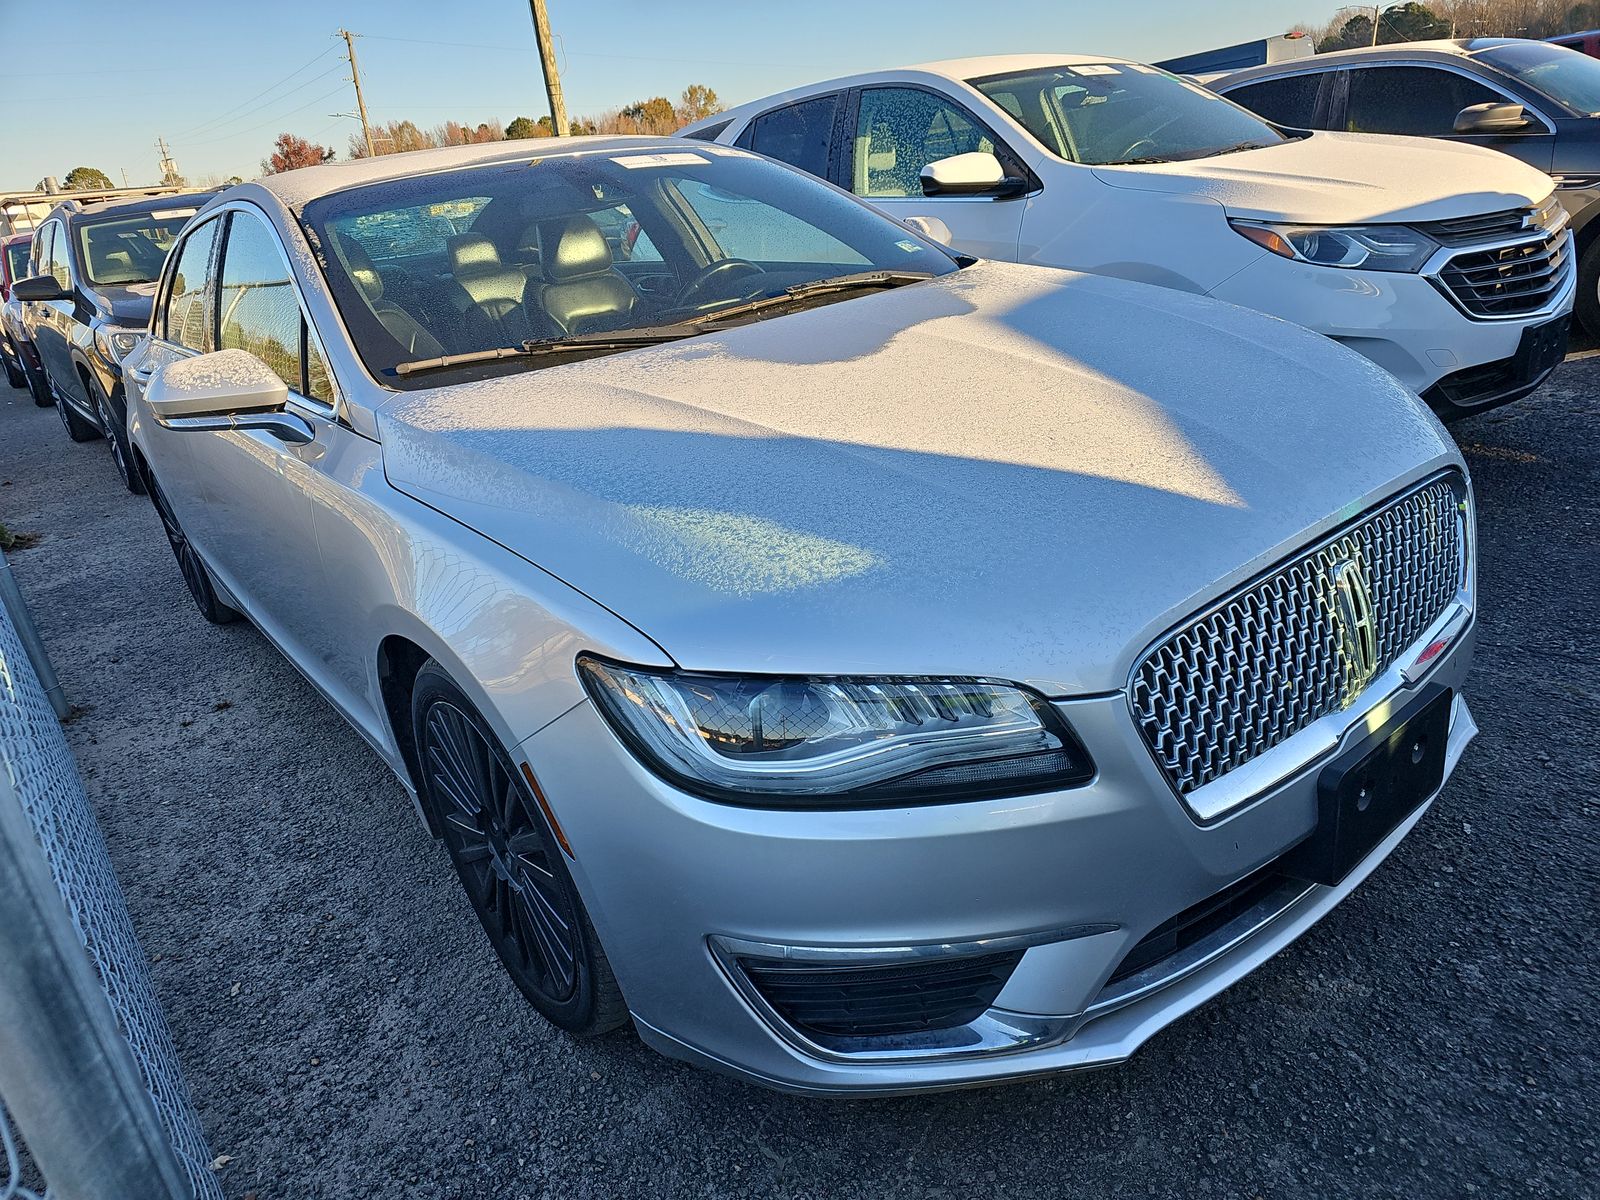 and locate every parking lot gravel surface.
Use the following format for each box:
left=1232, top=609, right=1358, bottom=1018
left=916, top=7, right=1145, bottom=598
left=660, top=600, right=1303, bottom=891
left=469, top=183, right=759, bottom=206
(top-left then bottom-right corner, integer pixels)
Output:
left=1, top=366, right=1596, bottom=1200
